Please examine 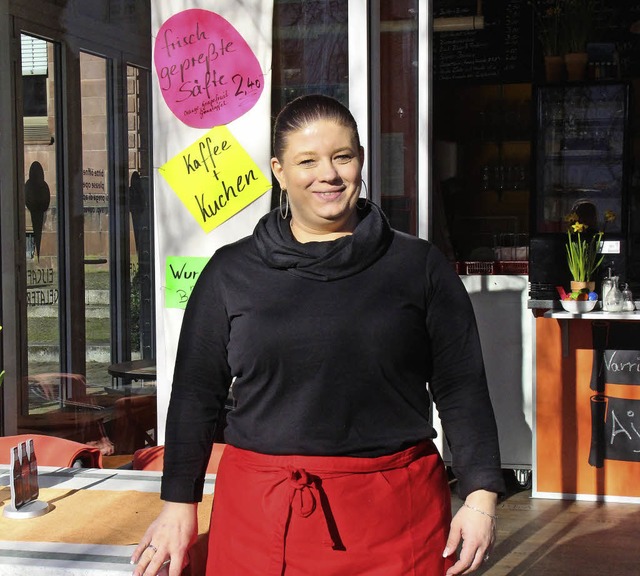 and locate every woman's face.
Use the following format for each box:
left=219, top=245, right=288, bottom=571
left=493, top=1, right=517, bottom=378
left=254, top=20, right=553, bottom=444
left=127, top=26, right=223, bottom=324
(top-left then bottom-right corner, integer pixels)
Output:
left=271, top=119, right=364, bottom=237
